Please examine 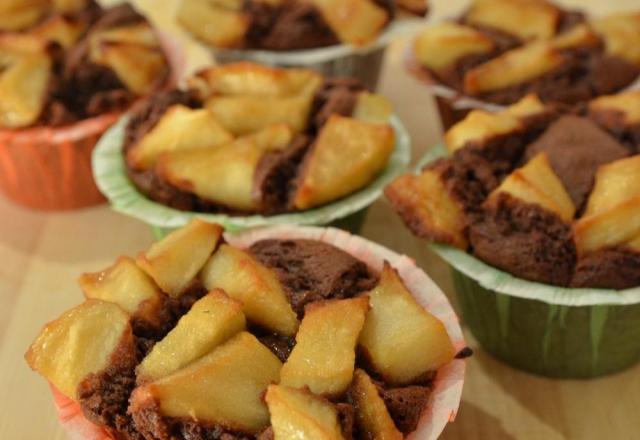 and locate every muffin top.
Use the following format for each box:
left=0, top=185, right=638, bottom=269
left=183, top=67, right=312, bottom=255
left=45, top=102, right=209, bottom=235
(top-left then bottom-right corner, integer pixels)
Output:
left=178, top=0, right=428, bottom=51
left=386, top=92, right=640, bottom=289
left=25, top=219, right=457, bottom=440
left=123, top=62, right=397, bottom=216
left=0, top=1, right=171, bottom=130
left=412, top=0, right=640, bottom=106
